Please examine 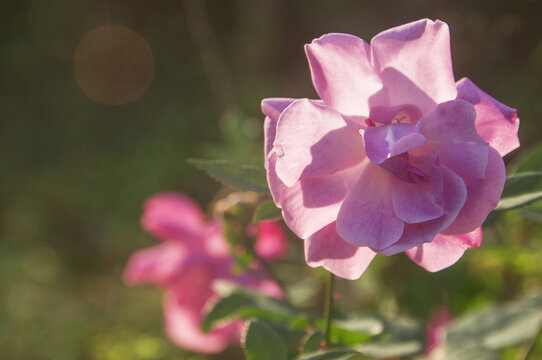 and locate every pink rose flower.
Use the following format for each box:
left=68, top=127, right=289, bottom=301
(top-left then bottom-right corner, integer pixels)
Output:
left=124, top=192, right=285, bottom=354
left=248, top=220, right=289, bottom=262
left=262, top=19, right=519, bottom=280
